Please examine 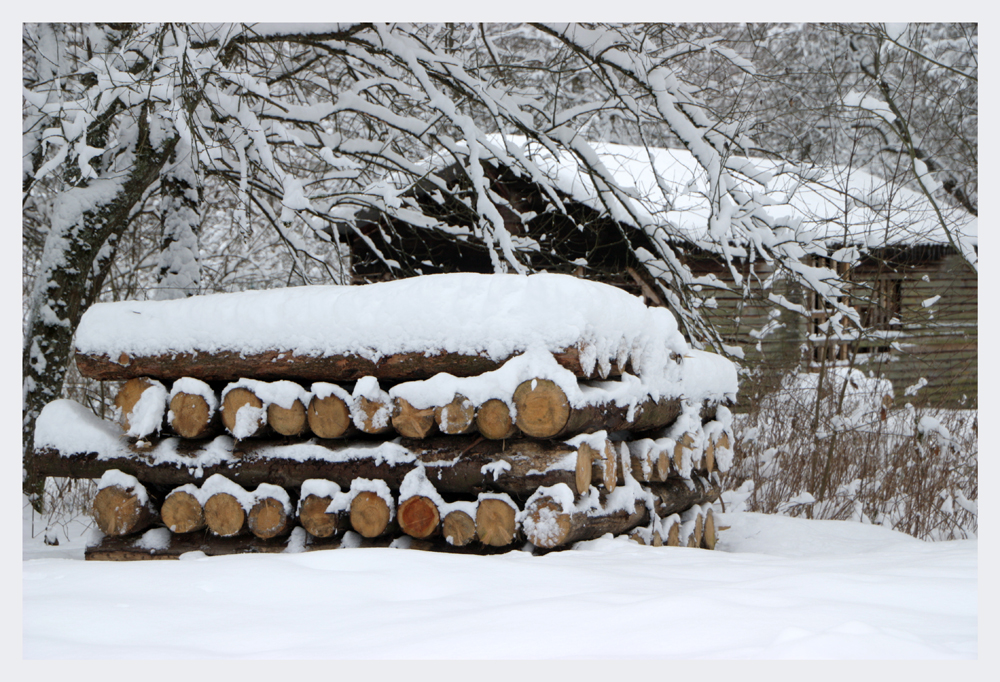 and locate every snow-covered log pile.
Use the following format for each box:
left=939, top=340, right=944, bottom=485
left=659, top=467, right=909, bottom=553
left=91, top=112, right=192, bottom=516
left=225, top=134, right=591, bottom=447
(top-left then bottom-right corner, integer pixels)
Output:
left=35, top=273, right=738, bottom=559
